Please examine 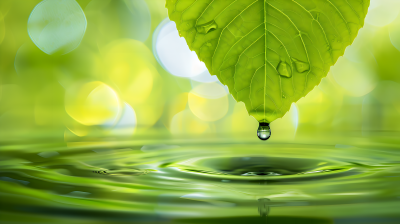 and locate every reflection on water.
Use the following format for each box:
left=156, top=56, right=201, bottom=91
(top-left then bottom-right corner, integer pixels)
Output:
left=1, top=136, right=400, bottom=223
left=258, top=198, right=270, bottom=217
